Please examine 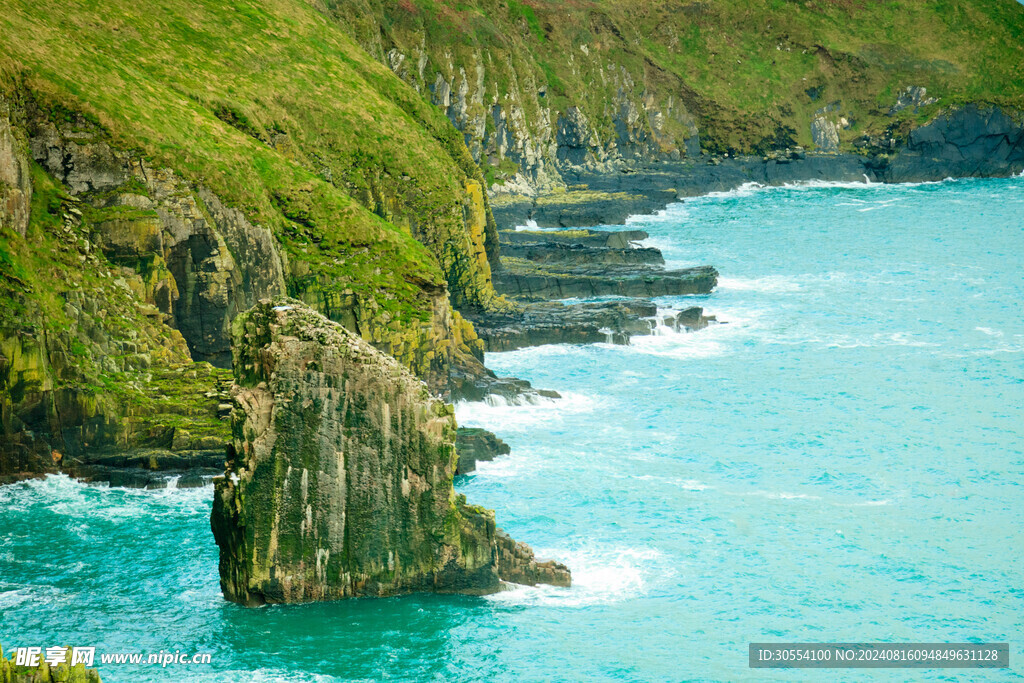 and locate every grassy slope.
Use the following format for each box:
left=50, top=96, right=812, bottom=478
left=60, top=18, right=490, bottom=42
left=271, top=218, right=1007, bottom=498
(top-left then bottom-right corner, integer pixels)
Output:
left=0, top=163, right=230, bottom=458
left=331, top=0, right=1024, bottom=156
left=0, top=0, right=514, bottom=466
left=0, top=0, right=500, bottom=317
